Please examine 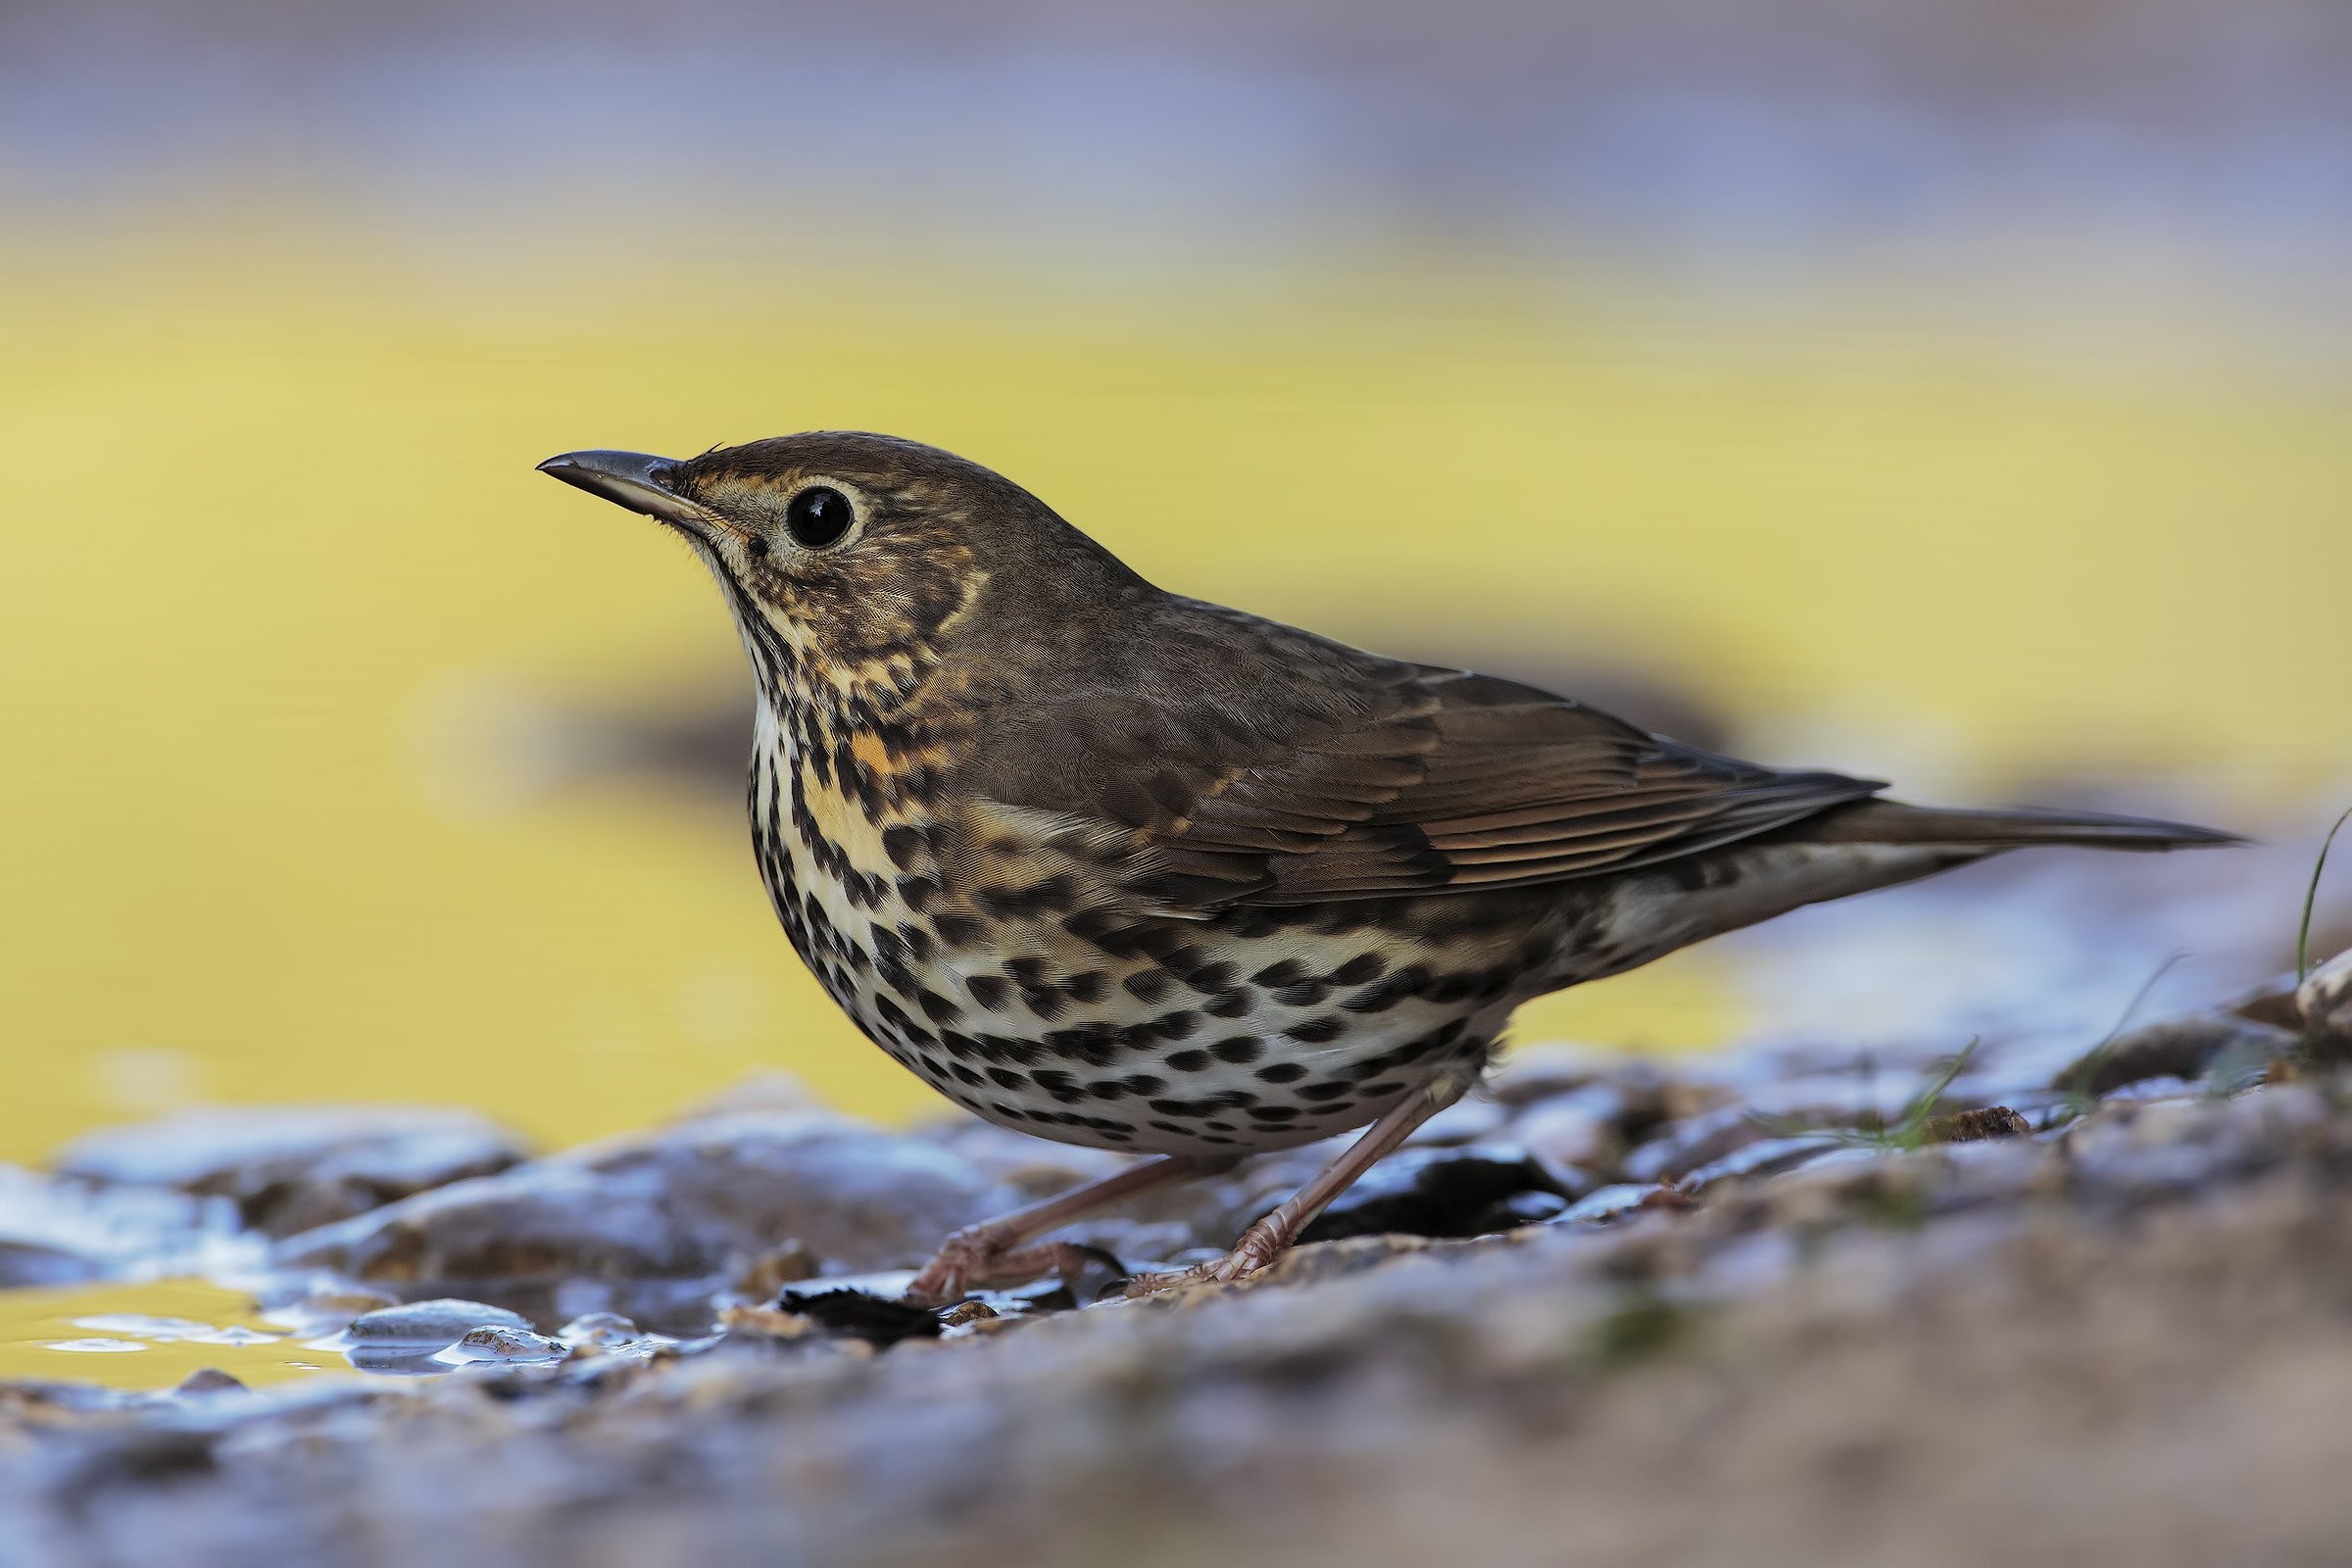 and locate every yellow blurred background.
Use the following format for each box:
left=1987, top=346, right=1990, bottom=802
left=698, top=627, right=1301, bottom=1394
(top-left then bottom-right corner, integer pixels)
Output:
left=4, top=2, right=2349, bottom=1164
